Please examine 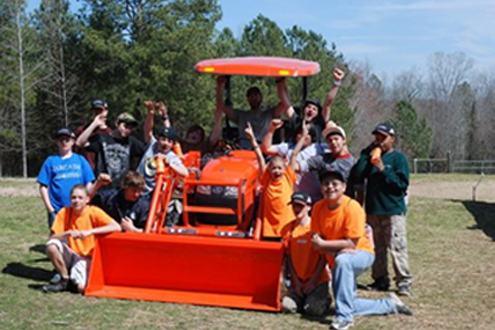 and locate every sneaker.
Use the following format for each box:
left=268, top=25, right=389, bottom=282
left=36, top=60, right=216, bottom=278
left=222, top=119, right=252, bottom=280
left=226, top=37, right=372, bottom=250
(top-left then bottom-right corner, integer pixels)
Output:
left=331, top=318, right=354, bottom=330
left=397, top=284, right=411, bottom=297
left=43, top=277, right=68, bottom=293
left=388, top=293, right=413, bottom=316
left=366, top=279, right=390, bottom=292
left=49, top=272, right=61, bottom=284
